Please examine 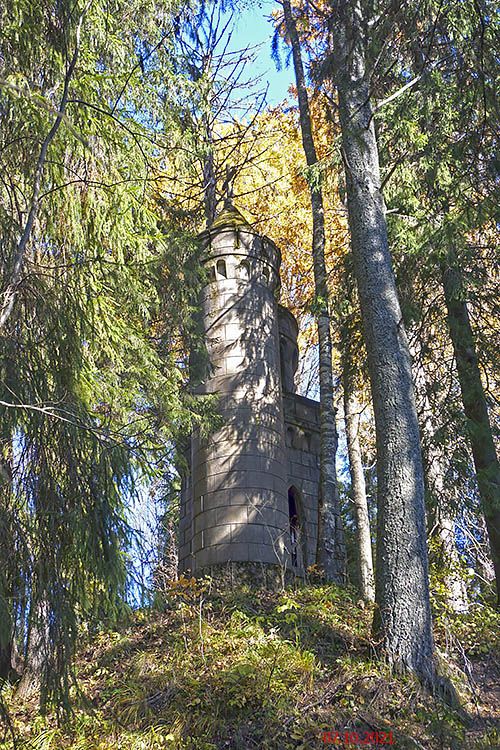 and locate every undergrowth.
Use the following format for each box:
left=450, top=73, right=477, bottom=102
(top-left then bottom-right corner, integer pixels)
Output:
left=1, top=580, right=498, bottom=749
